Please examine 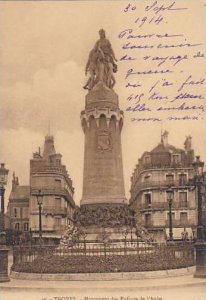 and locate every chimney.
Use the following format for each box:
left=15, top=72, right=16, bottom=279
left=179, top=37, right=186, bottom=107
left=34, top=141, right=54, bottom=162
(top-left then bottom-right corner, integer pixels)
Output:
left=12, top=172, right=16, bottom=191
left=184, top=135, right=192, bottom=152
left=43, top=135, right=56, bottom=160
left=162, top=131, right=169, bottom=146
left=12, top=172, right=19, bottom=191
